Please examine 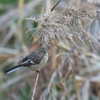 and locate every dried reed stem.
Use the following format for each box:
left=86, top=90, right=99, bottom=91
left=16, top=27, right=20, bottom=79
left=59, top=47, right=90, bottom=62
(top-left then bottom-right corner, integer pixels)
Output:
left=51, top=0, right=62, bottom=11
left=17, top=0, right=24, bottom=45
left=31, top=71, right=40, bottom=100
